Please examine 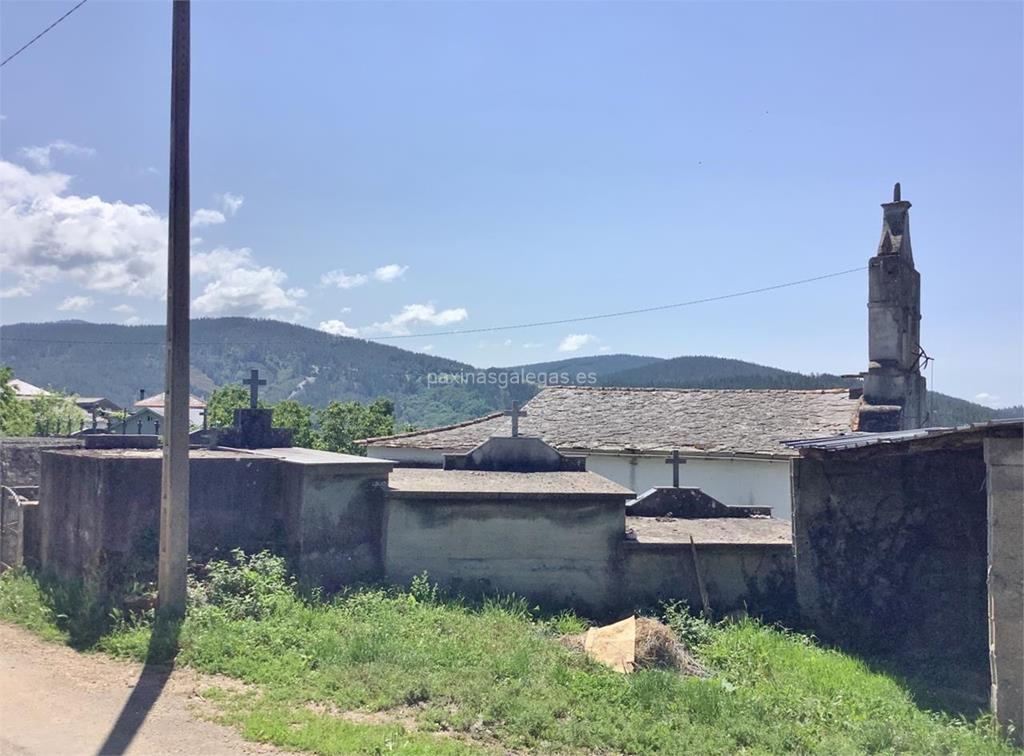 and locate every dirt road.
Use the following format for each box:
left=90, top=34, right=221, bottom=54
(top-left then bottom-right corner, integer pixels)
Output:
left=0, top=623, right=280, bottom=755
